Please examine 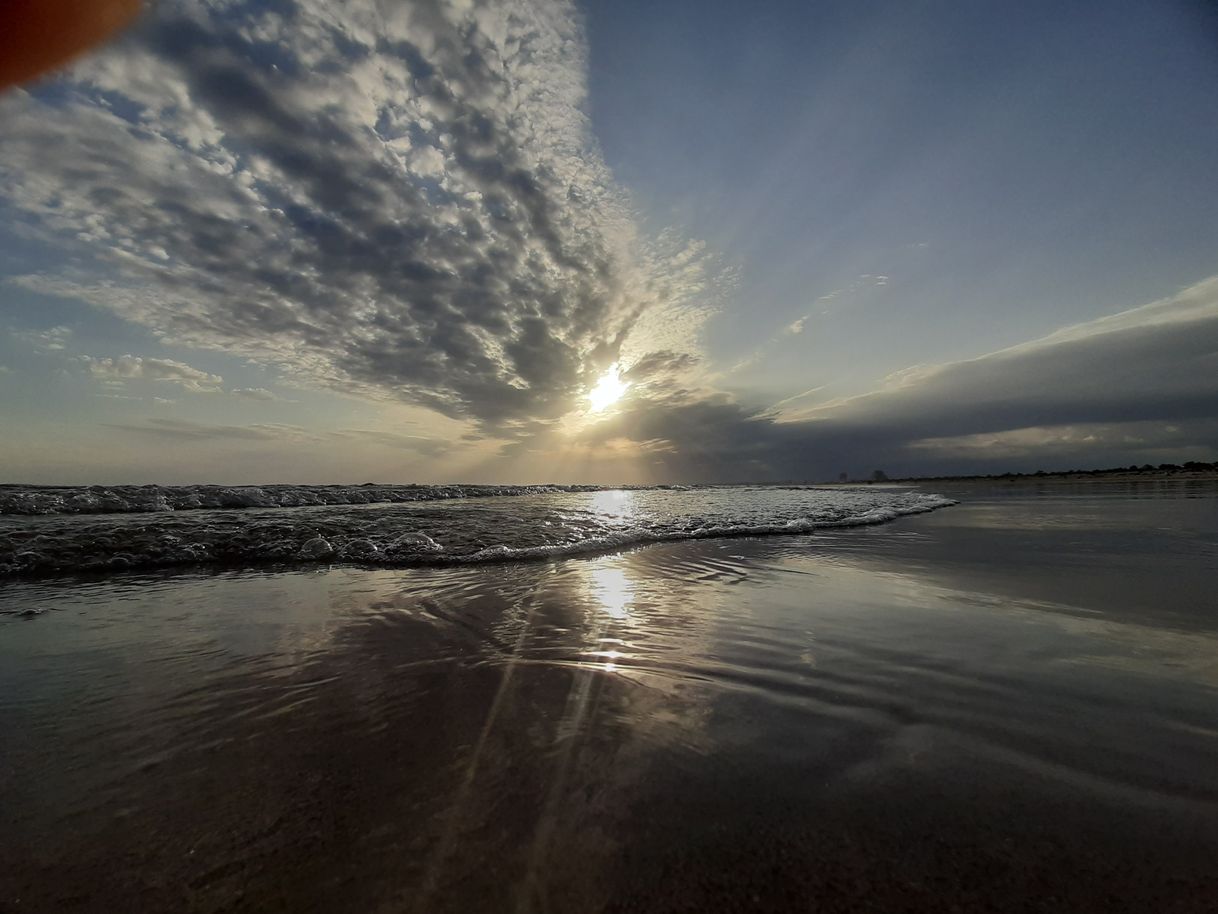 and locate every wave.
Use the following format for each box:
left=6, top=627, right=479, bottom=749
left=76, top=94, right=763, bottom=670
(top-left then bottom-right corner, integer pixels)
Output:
left=0, top=488, right=955, bottom=578
left=0, top=482, right=627, bottom=516
left=456, top=497, right=954, bottom=564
